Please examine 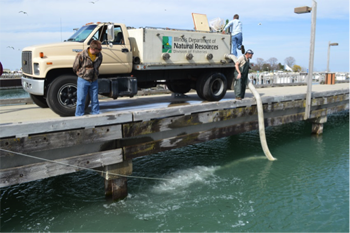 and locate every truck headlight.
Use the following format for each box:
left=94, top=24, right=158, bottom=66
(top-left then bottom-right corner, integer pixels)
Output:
left=34, top=63, right=40, bottom=75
